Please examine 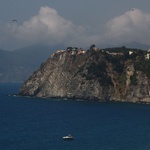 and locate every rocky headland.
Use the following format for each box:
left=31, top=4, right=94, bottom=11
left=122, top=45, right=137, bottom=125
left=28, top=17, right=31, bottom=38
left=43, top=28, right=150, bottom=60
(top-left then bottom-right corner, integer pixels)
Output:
left=19, top=46, right=150, bottom=103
